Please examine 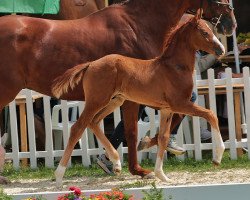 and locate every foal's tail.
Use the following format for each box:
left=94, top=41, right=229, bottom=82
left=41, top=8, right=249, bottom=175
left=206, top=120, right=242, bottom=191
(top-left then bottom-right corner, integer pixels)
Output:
left=52, top=62, right=90, bottom=98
